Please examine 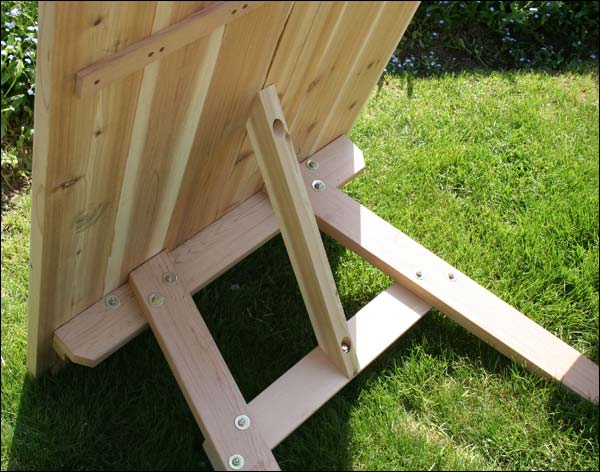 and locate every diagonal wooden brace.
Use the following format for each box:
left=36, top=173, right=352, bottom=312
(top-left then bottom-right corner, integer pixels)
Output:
left=246, top=85, right=360, bottom=378
left=129, top=252, right=279, bottom=471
